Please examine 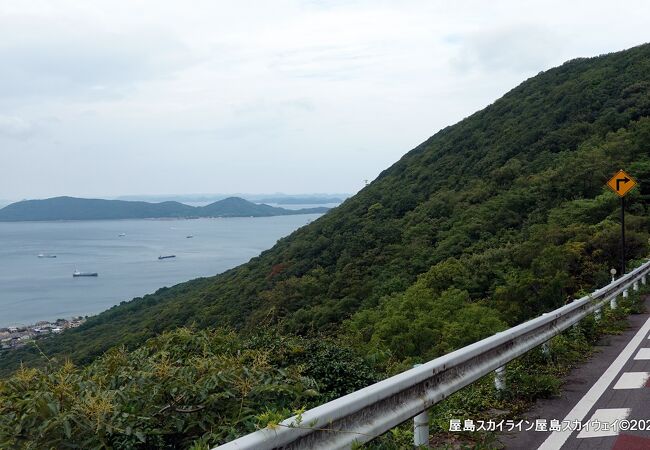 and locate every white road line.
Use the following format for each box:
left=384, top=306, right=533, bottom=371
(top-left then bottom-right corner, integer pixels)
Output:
left=538, top=315, right=650, bottom=450
left=613, top=372, right=650, bottom=389
left=634, top=348, right=650, bottom=360
left=576, top=408, right=630, bottom=438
